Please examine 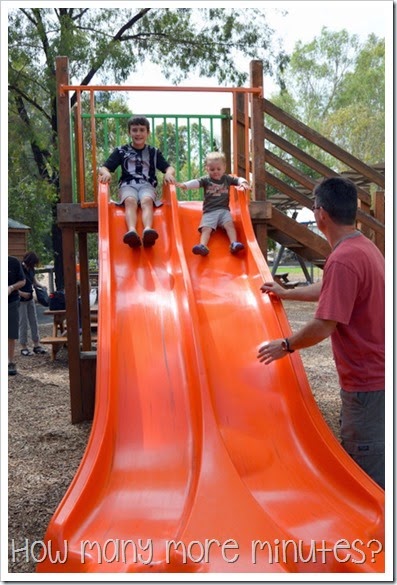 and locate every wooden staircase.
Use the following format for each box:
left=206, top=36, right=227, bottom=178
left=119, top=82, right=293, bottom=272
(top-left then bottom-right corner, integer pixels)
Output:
left=245, top=61, right=385, bottom=267
left=267, top=206, right=330, bottom=268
